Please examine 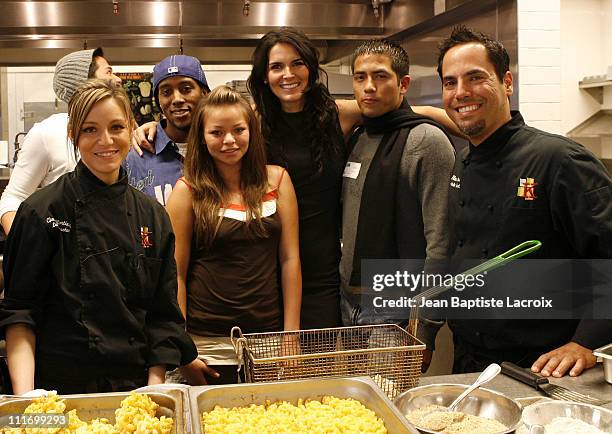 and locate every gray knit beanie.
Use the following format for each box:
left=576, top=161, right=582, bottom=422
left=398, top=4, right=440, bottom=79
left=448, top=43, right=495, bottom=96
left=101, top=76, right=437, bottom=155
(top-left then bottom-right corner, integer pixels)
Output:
left=53, top=48, right=101, bottom=103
